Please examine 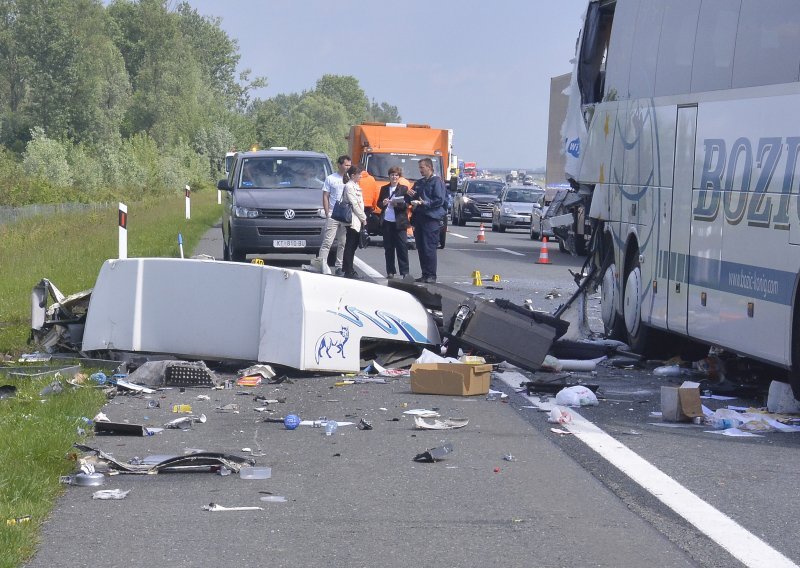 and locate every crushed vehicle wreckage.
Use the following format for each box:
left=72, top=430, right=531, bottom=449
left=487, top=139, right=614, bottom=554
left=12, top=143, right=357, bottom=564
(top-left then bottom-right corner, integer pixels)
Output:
left=30, top=257, right=574, bottom=373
